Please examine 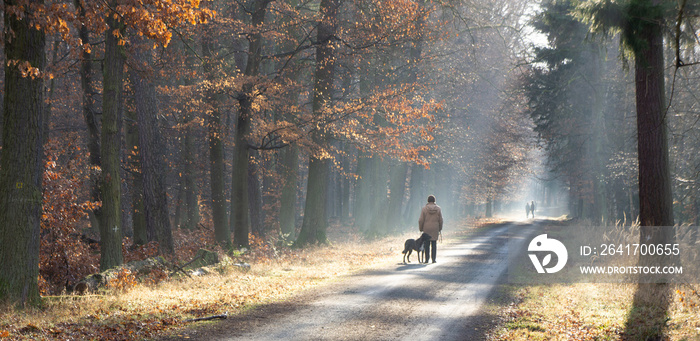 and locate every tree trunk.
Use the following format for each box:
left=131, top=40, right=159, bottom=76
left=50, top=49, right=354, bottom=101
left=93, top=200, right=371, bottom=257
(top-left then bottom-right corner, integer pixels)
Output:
left=131, top=44, right=174, bottom=254
left=0, top=0, right=45, bottom=306
left=341, top=146, right=352, bottom=222
left=202, top=23, right=230, bottom=246
left=261, top=153, right=277, bottom=233
left=295, top=0, right=341, bottom=247
left=624, top=1, right=674, bottom=339
left=231, top=0, right=272, bottom=247
left=231, top=107, right=251, bottom=247
left=296, top=156, right=330, bottom=246
left=633, top=6, right=674, bottom=228
left=279, top=144, right=299, bottom=237
left=125, top=106, right=147, bottom=245
left=75, top=0, right=102, bottom=235
left=173, top=116, right=200, bottom=230
left=208, top=117, right=228, bottom=242
left=99, top=8, right=126, bottom=271
left=174, top=177, right=184, bottom=228
left=183, top=115, right=200, bottom=229
left=247, top=151, right=263, bottom=236
left=327, top=157, right=339, bottom=220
